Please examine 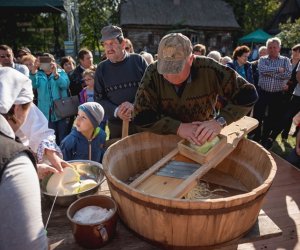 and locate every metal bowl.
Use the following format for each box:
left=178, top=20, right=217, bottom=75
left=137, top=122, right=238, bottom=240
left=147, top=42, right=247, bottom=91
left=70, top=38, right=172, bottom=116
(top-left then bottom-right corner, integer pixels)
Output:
left=41, top=160, right=105, bottom=207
